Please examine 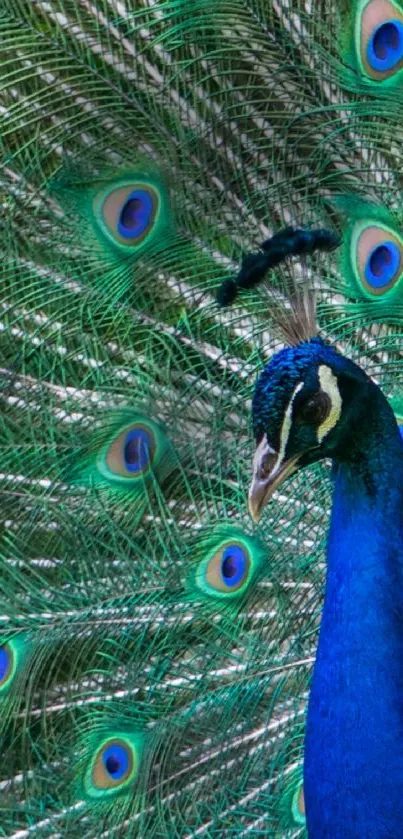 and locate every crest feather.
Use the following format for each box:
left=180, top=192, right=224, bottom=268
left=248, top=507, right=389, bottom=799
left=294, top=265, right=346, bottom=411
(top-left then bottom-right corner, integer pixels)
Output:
left=273, top=281, right=317, bottom=347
